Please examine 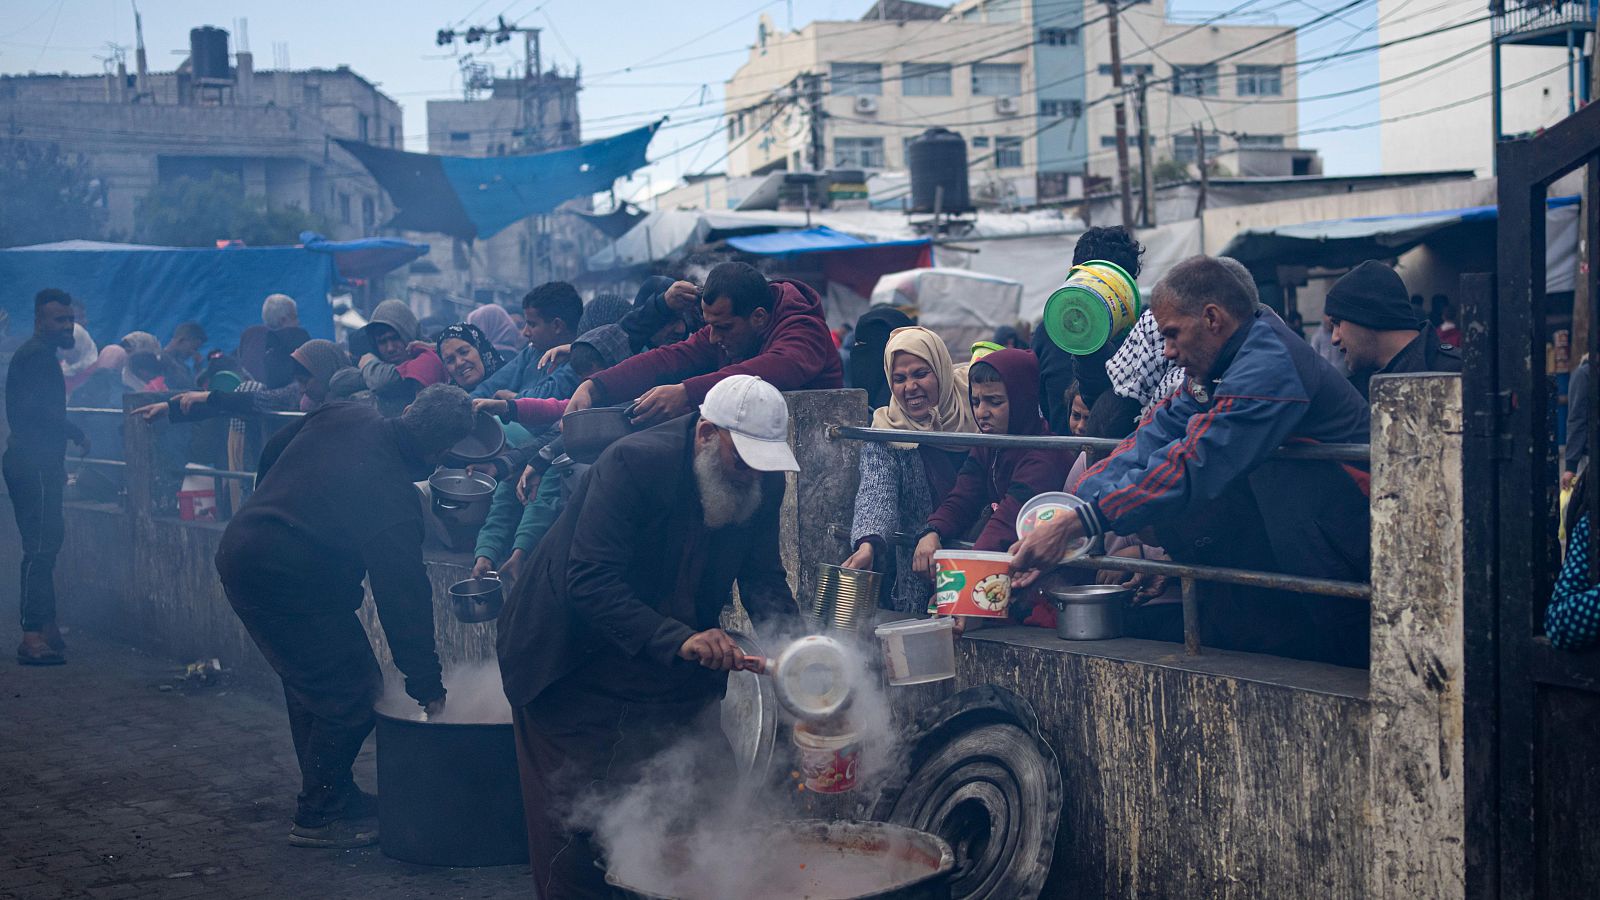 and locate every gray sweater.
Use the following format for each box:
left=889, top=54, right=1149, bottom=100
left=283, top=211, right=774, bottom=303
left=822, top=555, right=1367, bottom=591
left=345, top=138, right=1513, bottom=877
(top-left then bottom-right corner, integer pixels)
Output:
left=850, top=441, right=937, bottom=614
